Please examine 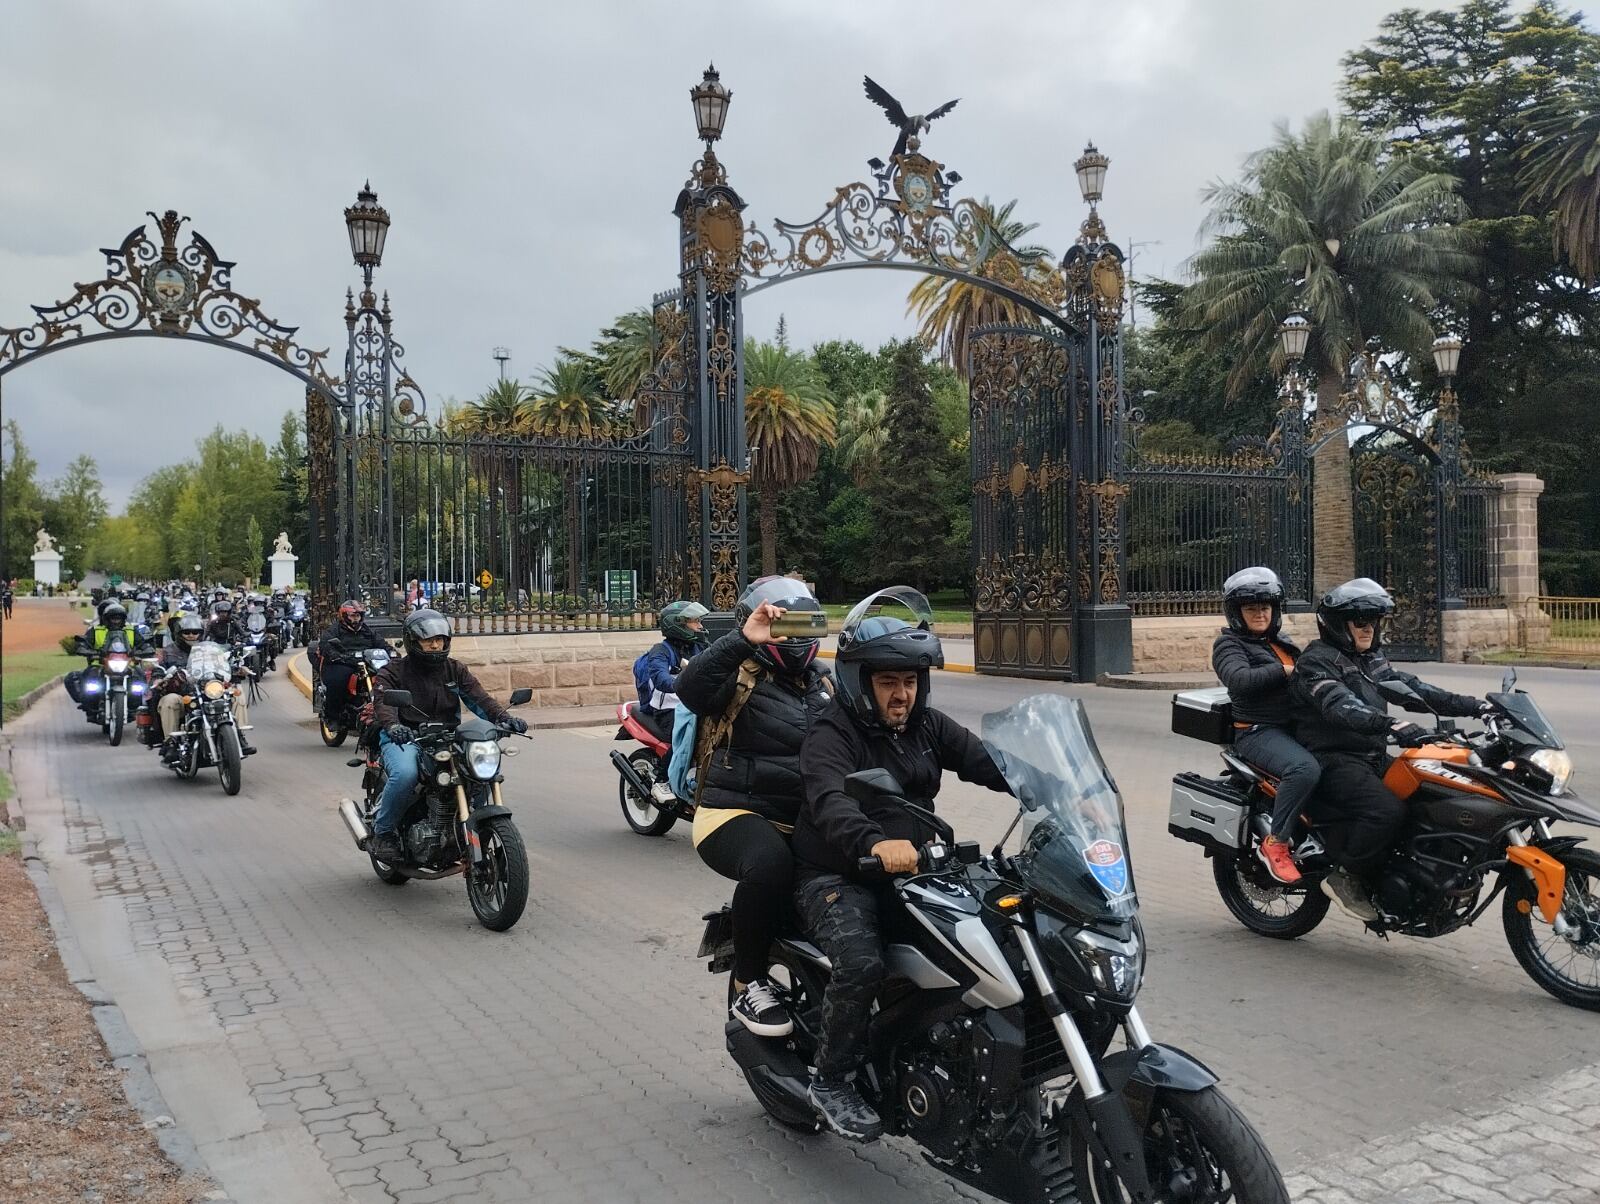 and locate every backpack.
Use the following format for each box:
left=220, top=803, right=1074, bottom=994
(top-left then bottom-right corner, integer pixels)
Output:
left=666, top=658, right=764, bottom=803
